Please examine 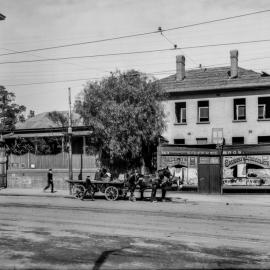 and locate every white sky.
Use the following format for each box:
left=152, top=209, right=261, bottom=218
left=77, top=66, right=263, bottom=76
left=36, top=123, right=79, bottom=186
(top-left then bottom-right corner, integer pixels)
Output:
left=0, top=0, right=270, bottom=114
